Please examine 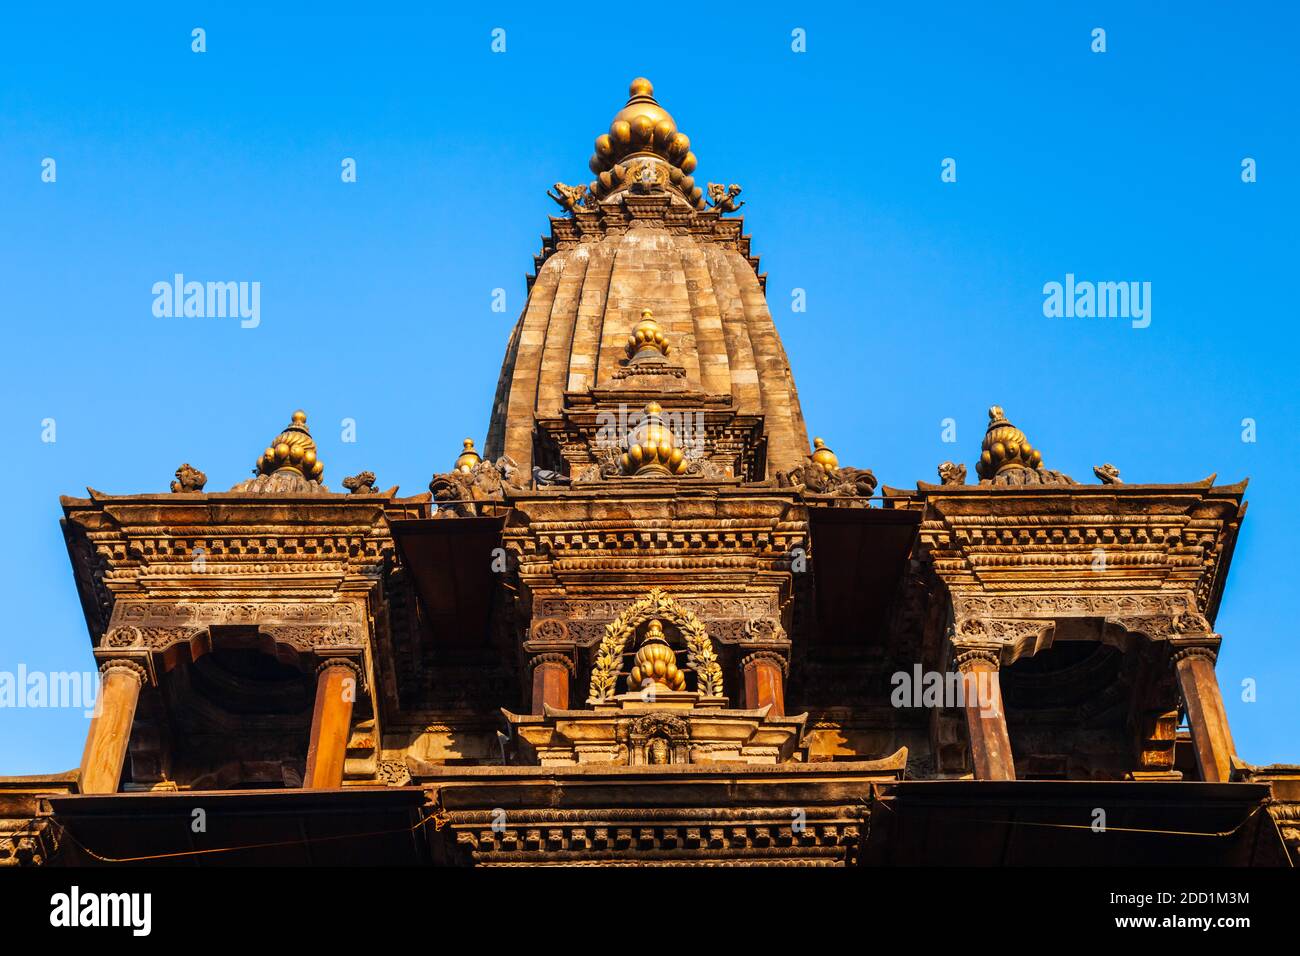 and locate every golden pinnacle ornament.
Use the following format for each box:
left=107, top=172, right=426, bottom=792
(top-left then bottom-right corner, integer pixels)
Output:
left=256, top=410, right=324, bottom=482
left=619, top=402, right=688, bottom=476
left=629, top=619, right=686, bottom=692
